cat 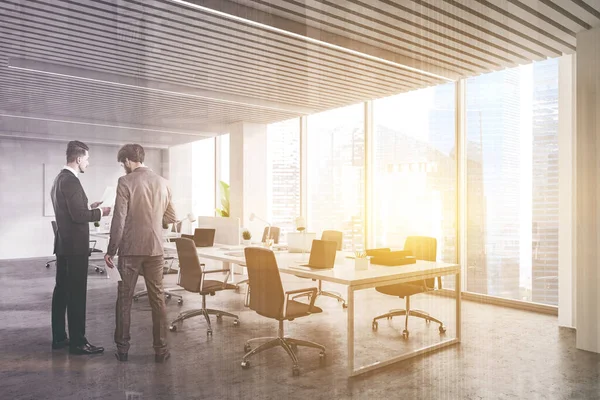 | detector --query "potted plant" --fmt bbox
[215,180,230,217]
[242,229,252,245]
[93,221,101,232]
